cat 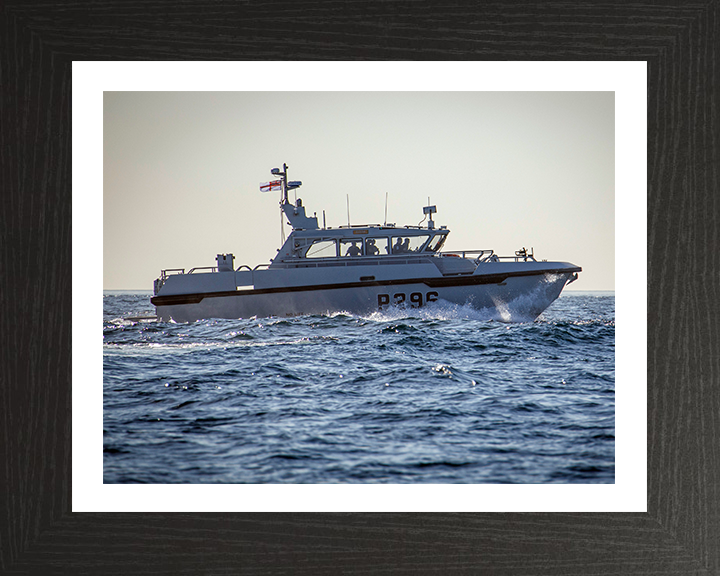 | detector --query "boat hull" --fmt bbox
[154,270,576,323]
